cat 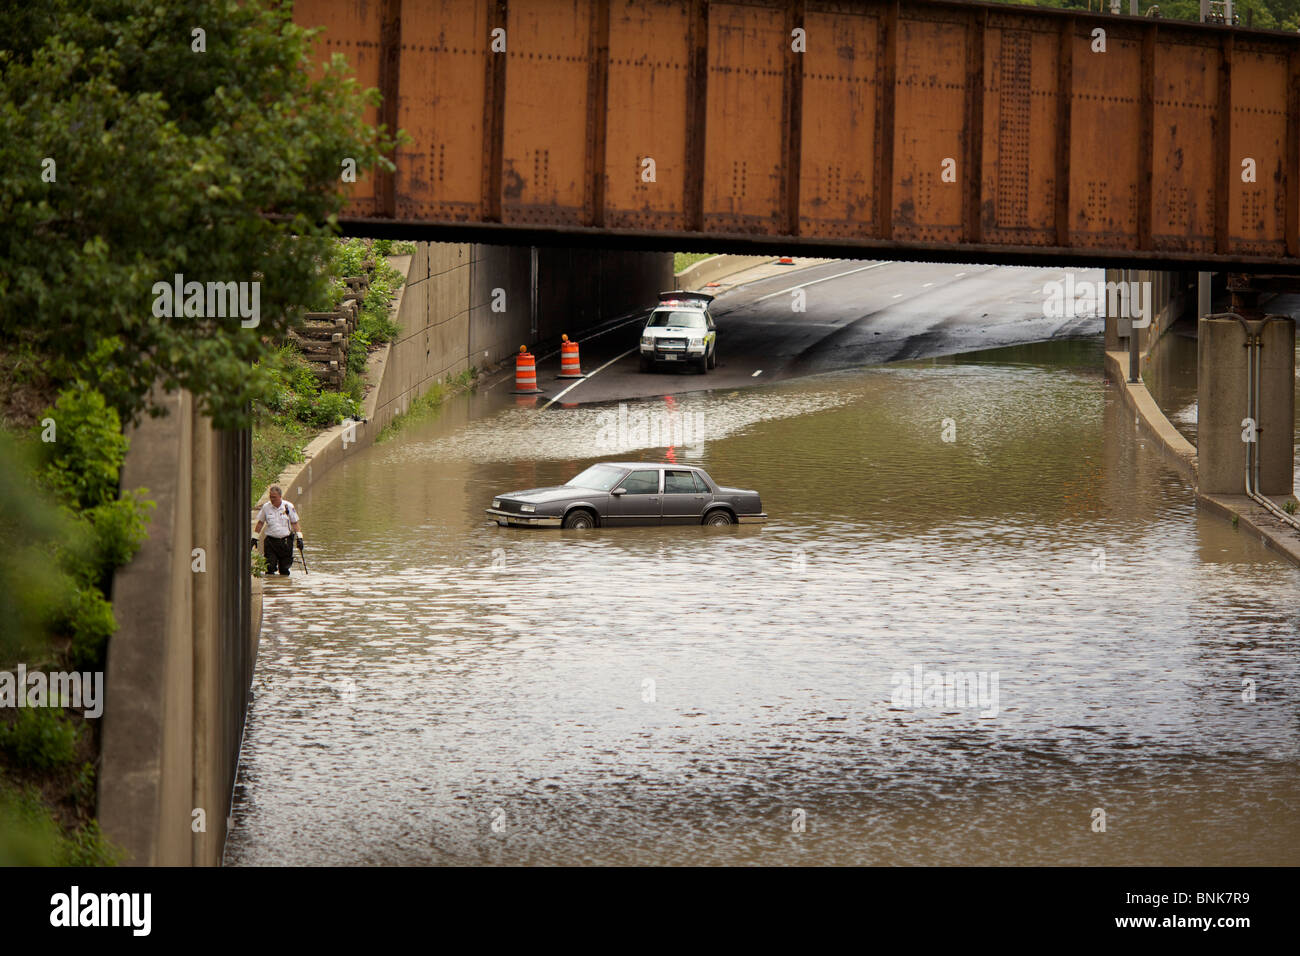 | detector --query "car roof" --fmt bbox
[599,462,703,471]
